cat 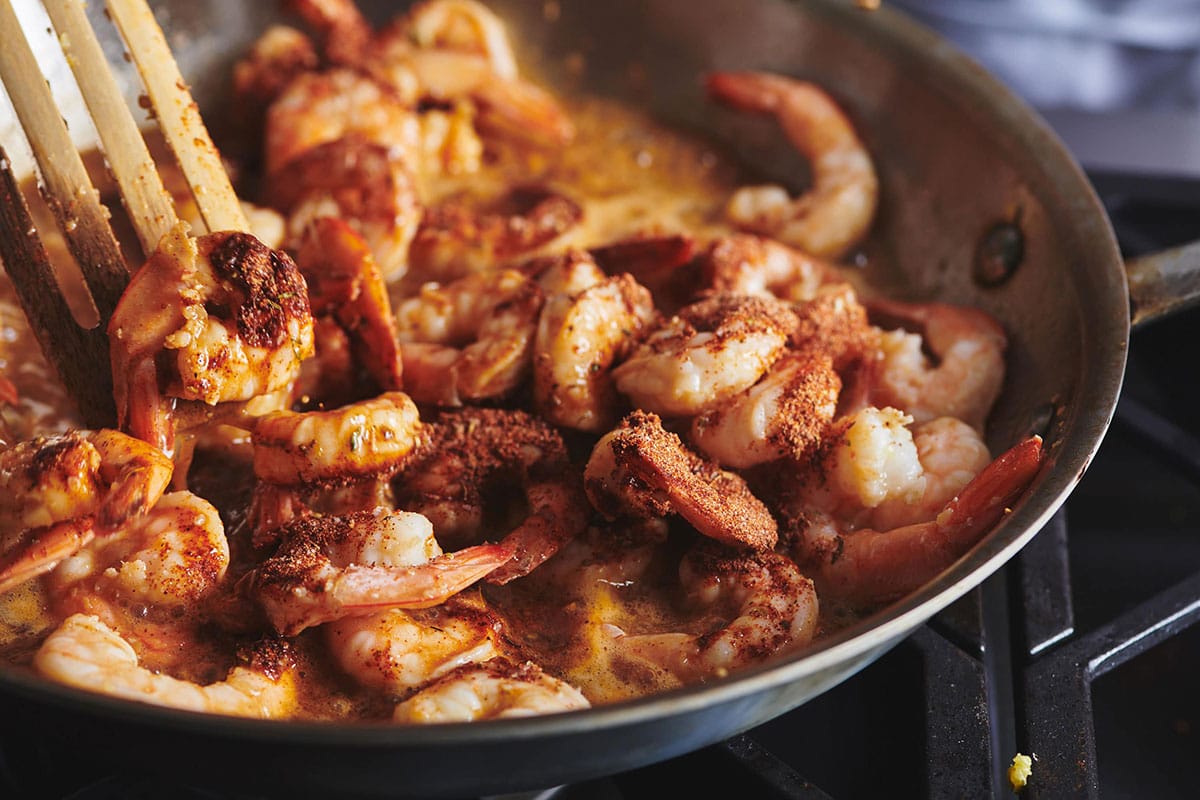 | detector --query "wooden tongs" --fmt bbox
[0,0,247,427]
